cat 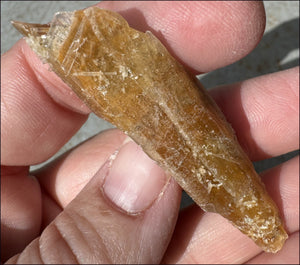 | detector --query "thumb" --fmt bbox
[7,140,181,264]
